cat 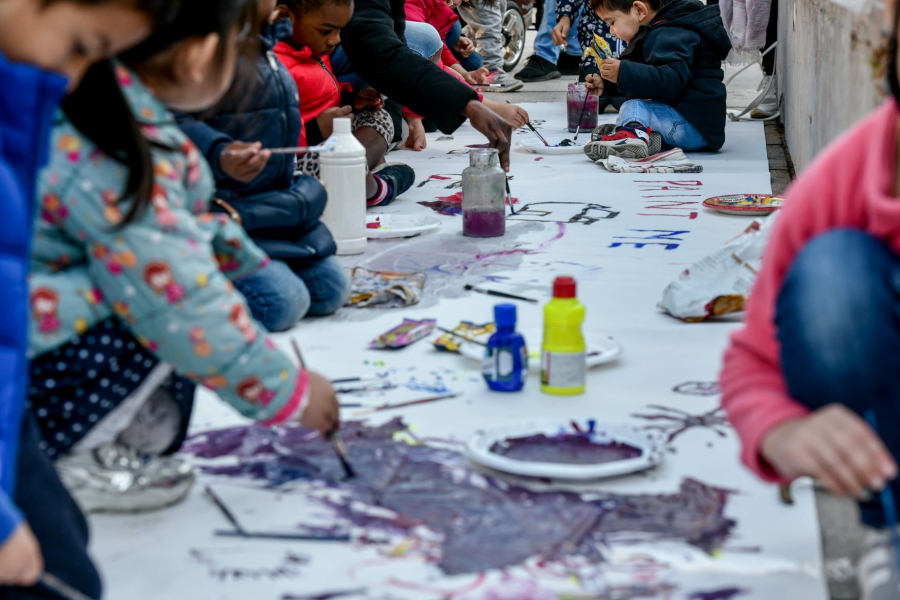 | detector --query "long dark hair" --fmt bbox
[62,0,258,227]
